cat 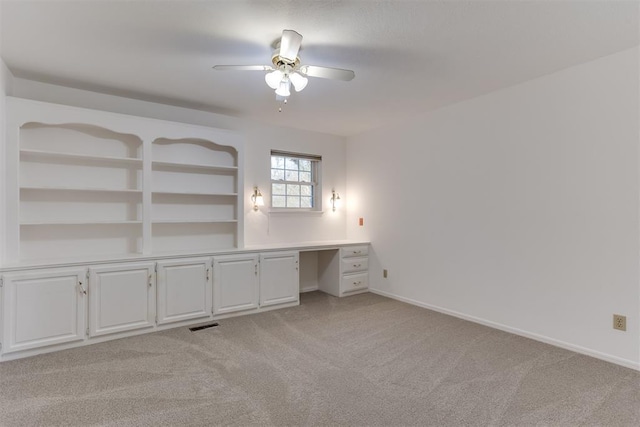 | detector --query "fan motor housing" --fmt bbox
[271,49,300,69]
